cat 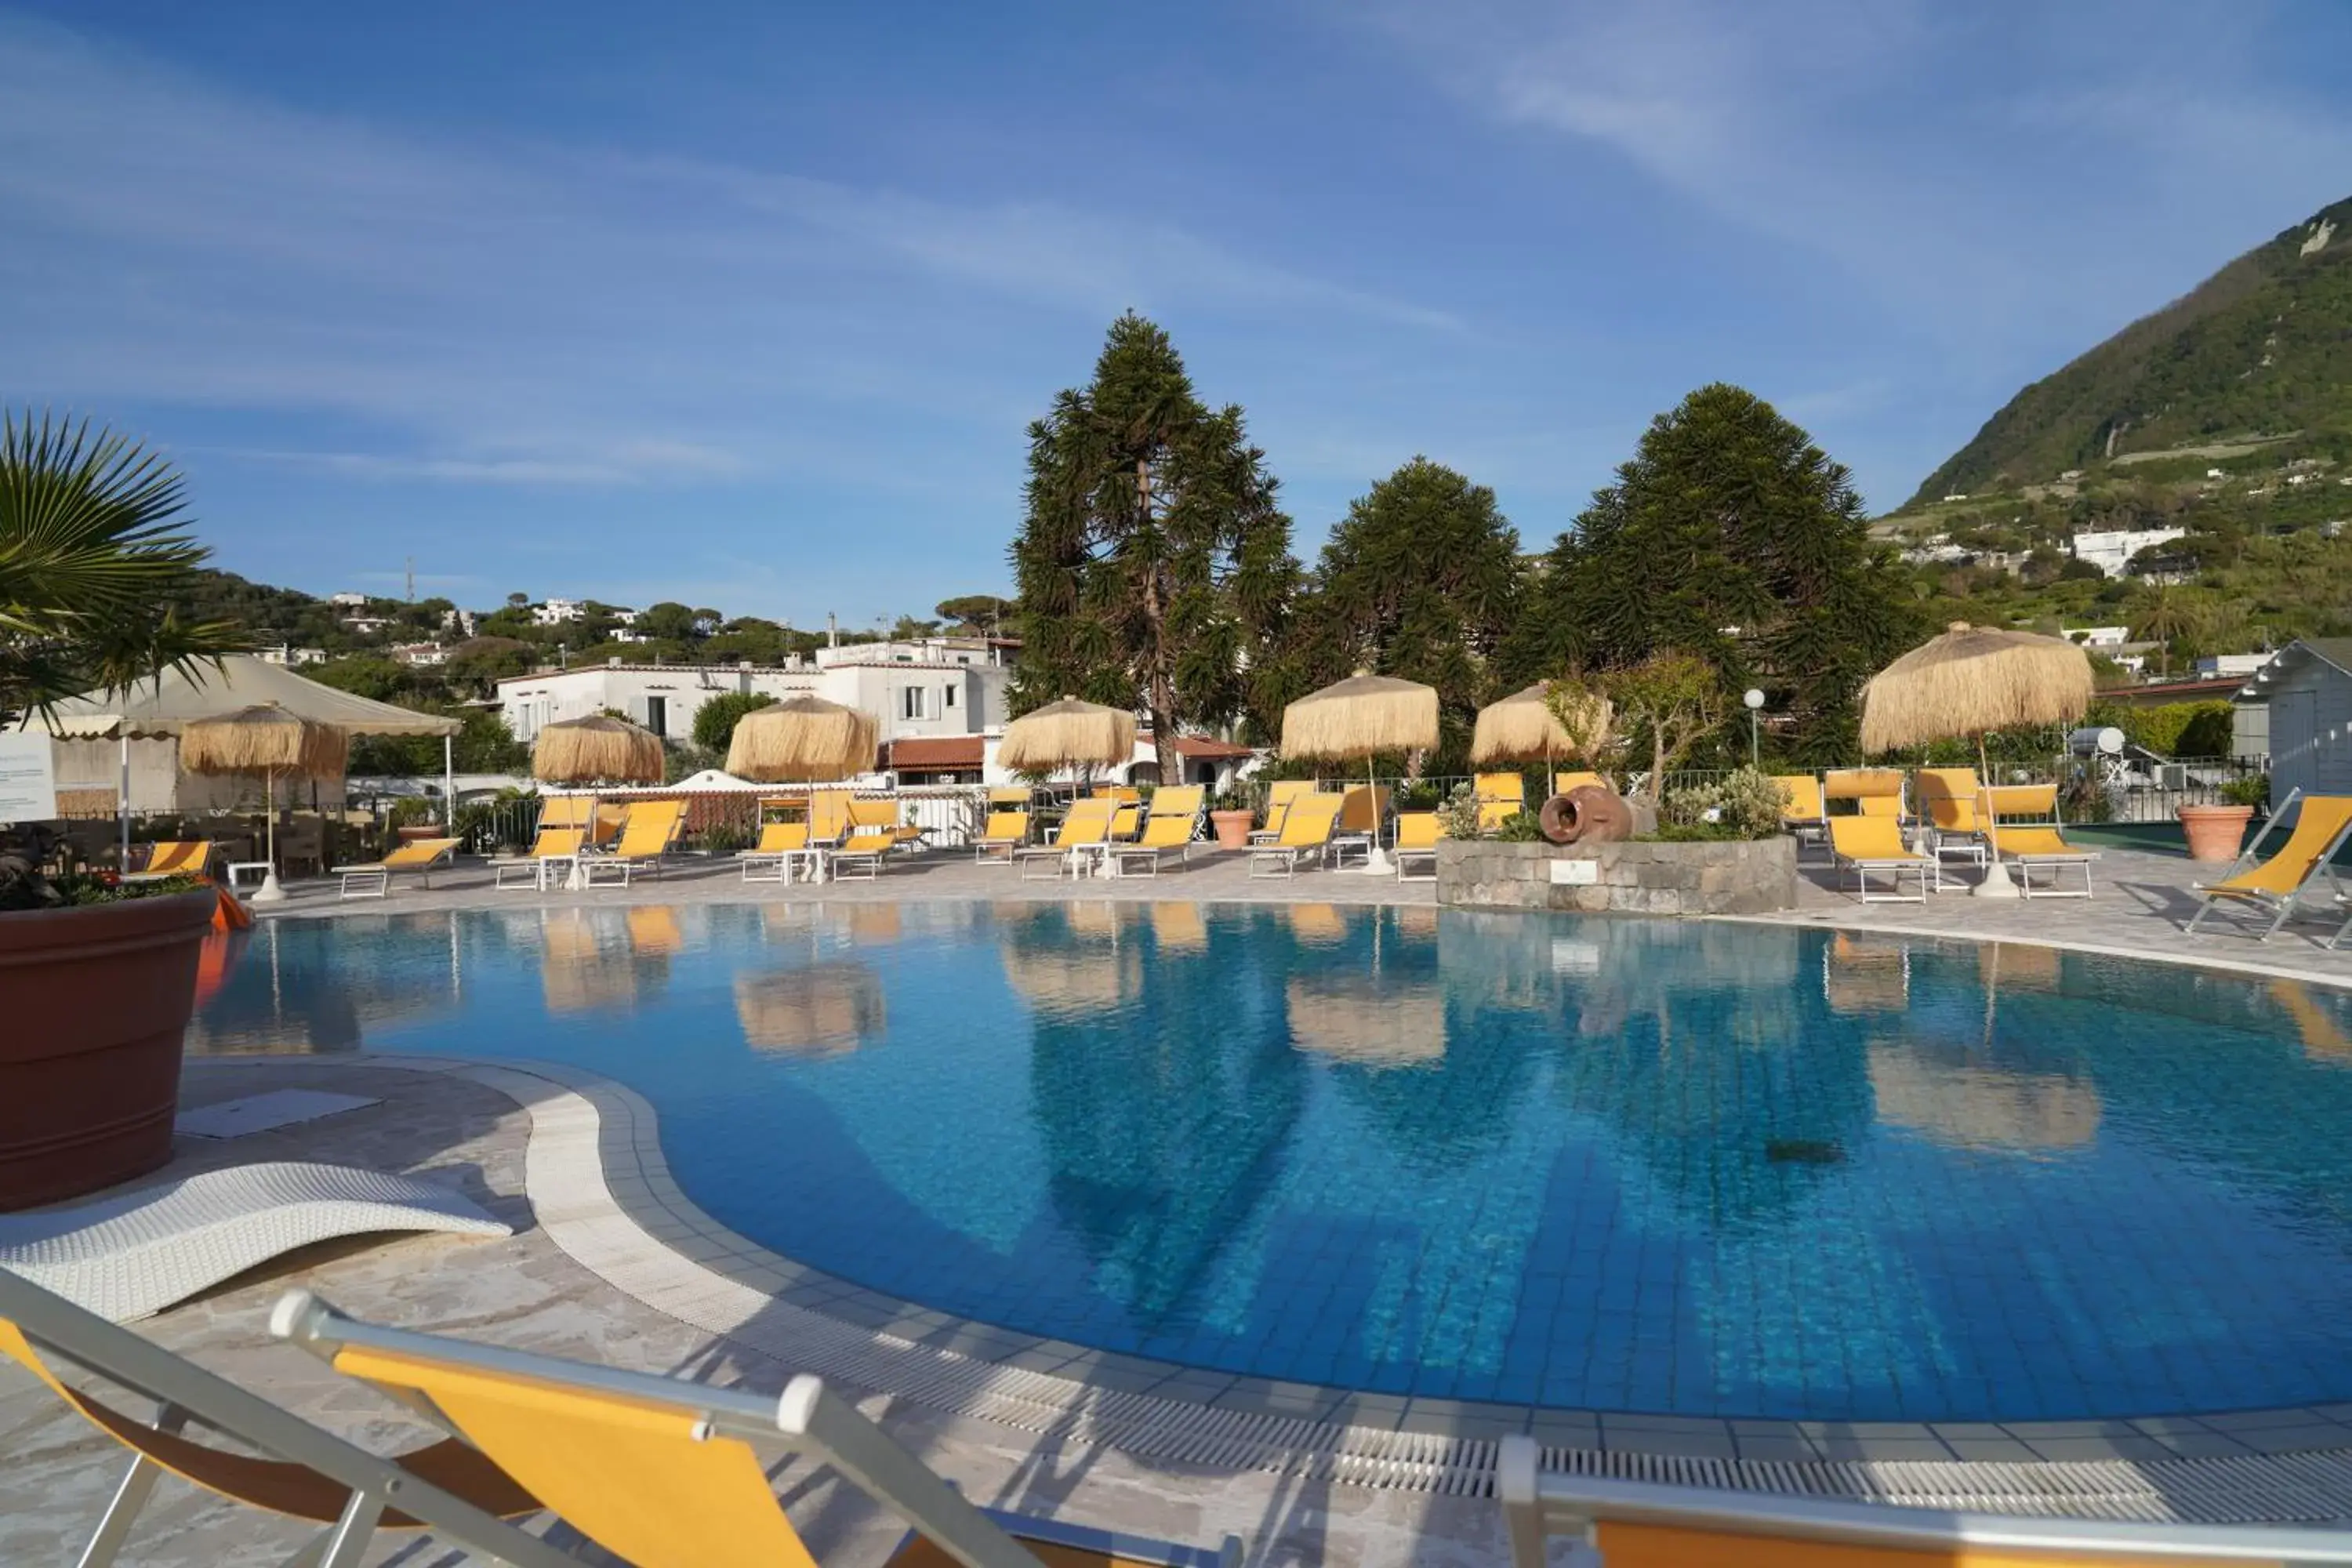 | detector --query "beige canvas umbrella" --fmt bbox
[180,705,349,905]
[1469,682,1573,766]
[1860,621,2092,898]
[997,696,1137,776]
[532,714,664,786]
[724,695,878,782]
[1279,671,1439,873]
